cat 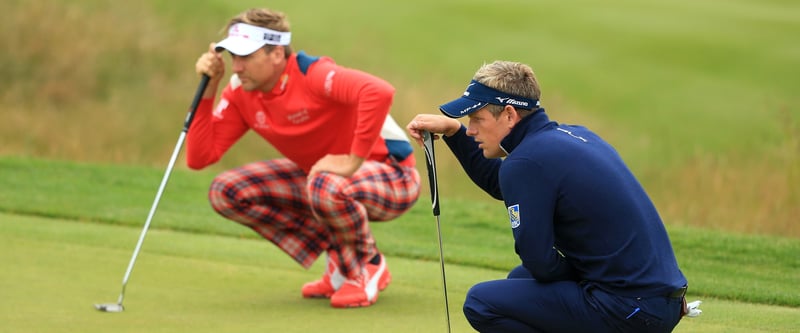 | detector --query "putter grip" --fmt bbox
[422,131,440,216]
[182,74,211,132]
